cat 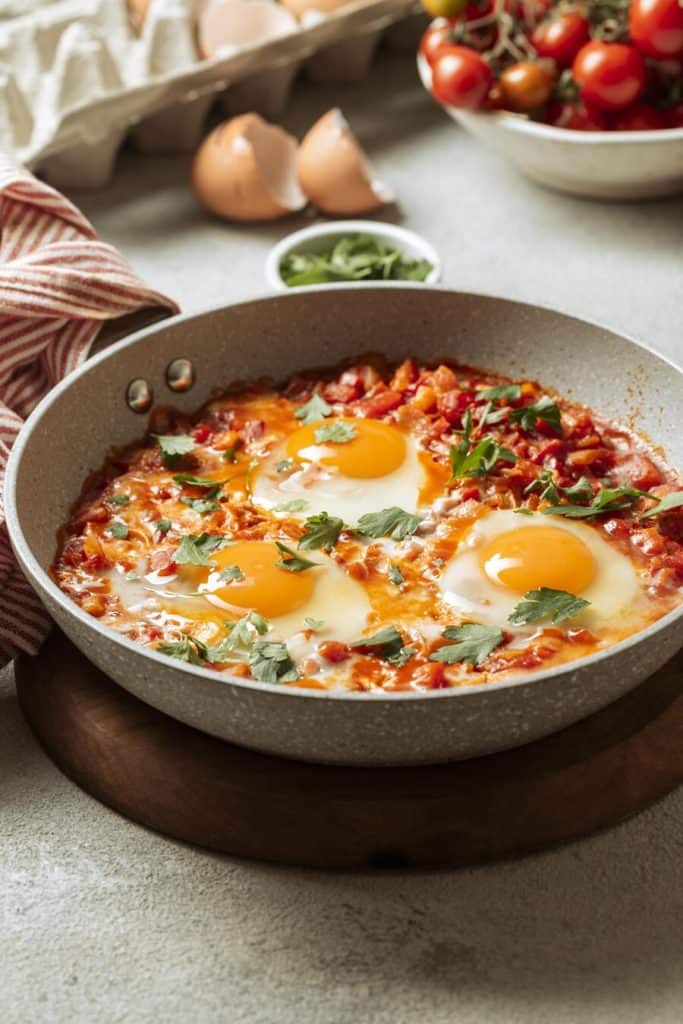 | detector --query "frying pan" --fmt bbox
[5,287,683,765]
